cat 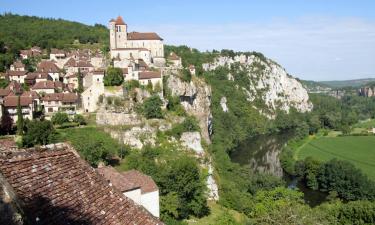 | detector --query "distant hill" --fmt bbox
[300,80,331,93]
[319,78,375,88]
